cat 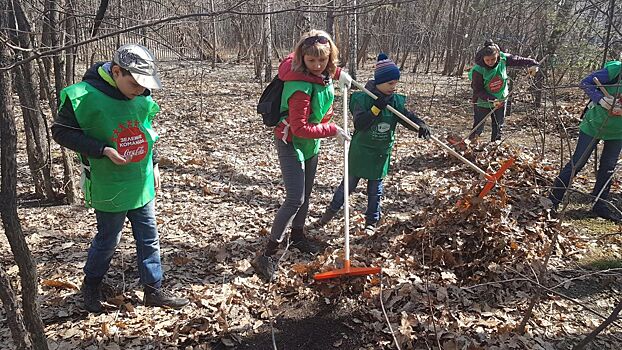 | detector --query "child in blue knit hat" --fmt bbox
[319,53,431,234]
